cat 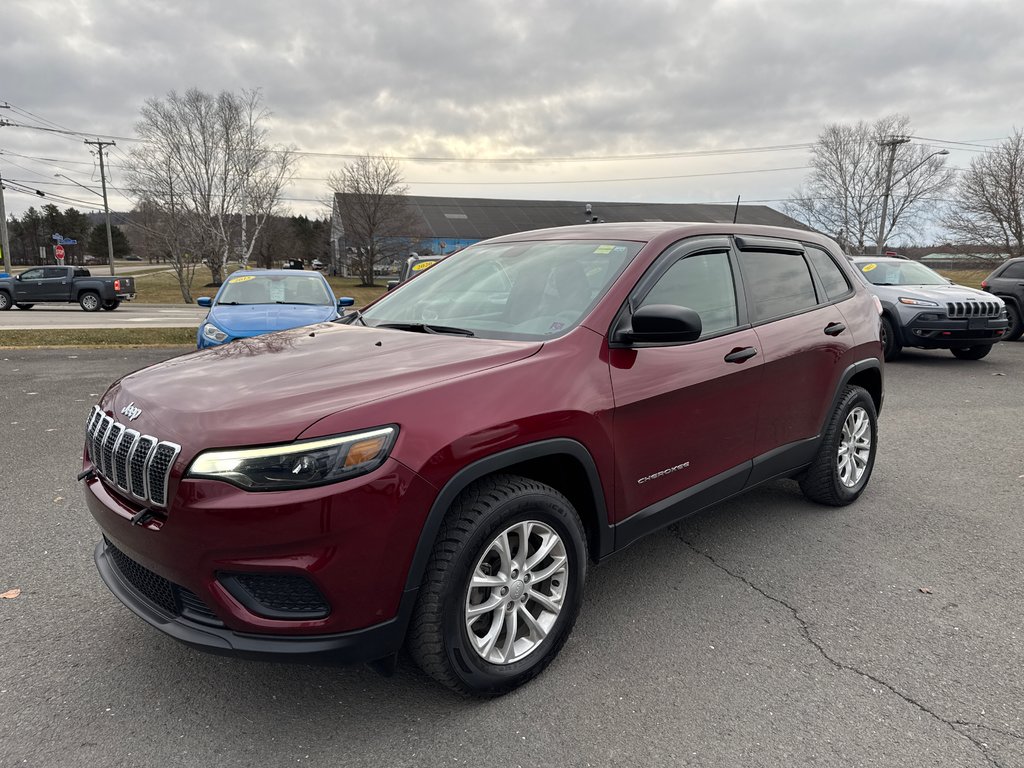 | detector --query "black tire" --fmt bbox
[0,291,11,311]
[1004,302,1023,342]
[799,385,878,507]
[951,345,992,360]
[880,315,902,361]
[78,291,101,312]
[101,299,121,311]
[408,474,587,696]
[14,303,34,310]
